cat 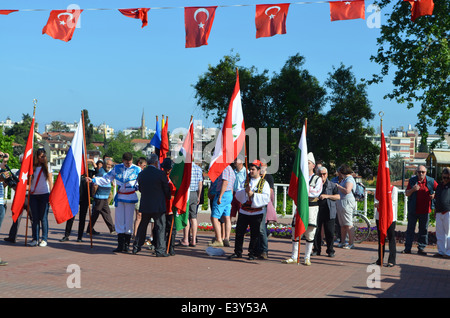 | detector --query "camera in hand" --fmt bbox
[0,164,19,189]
